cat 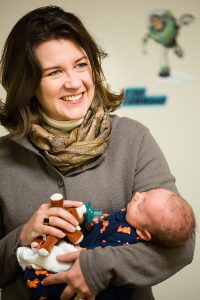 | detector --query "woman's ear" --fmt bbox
[136,228,152,241]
